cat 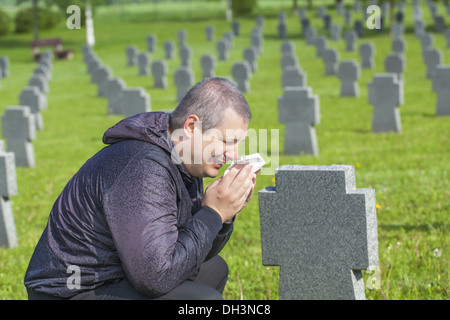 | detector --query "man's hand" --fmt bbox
[202,163,256,223]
